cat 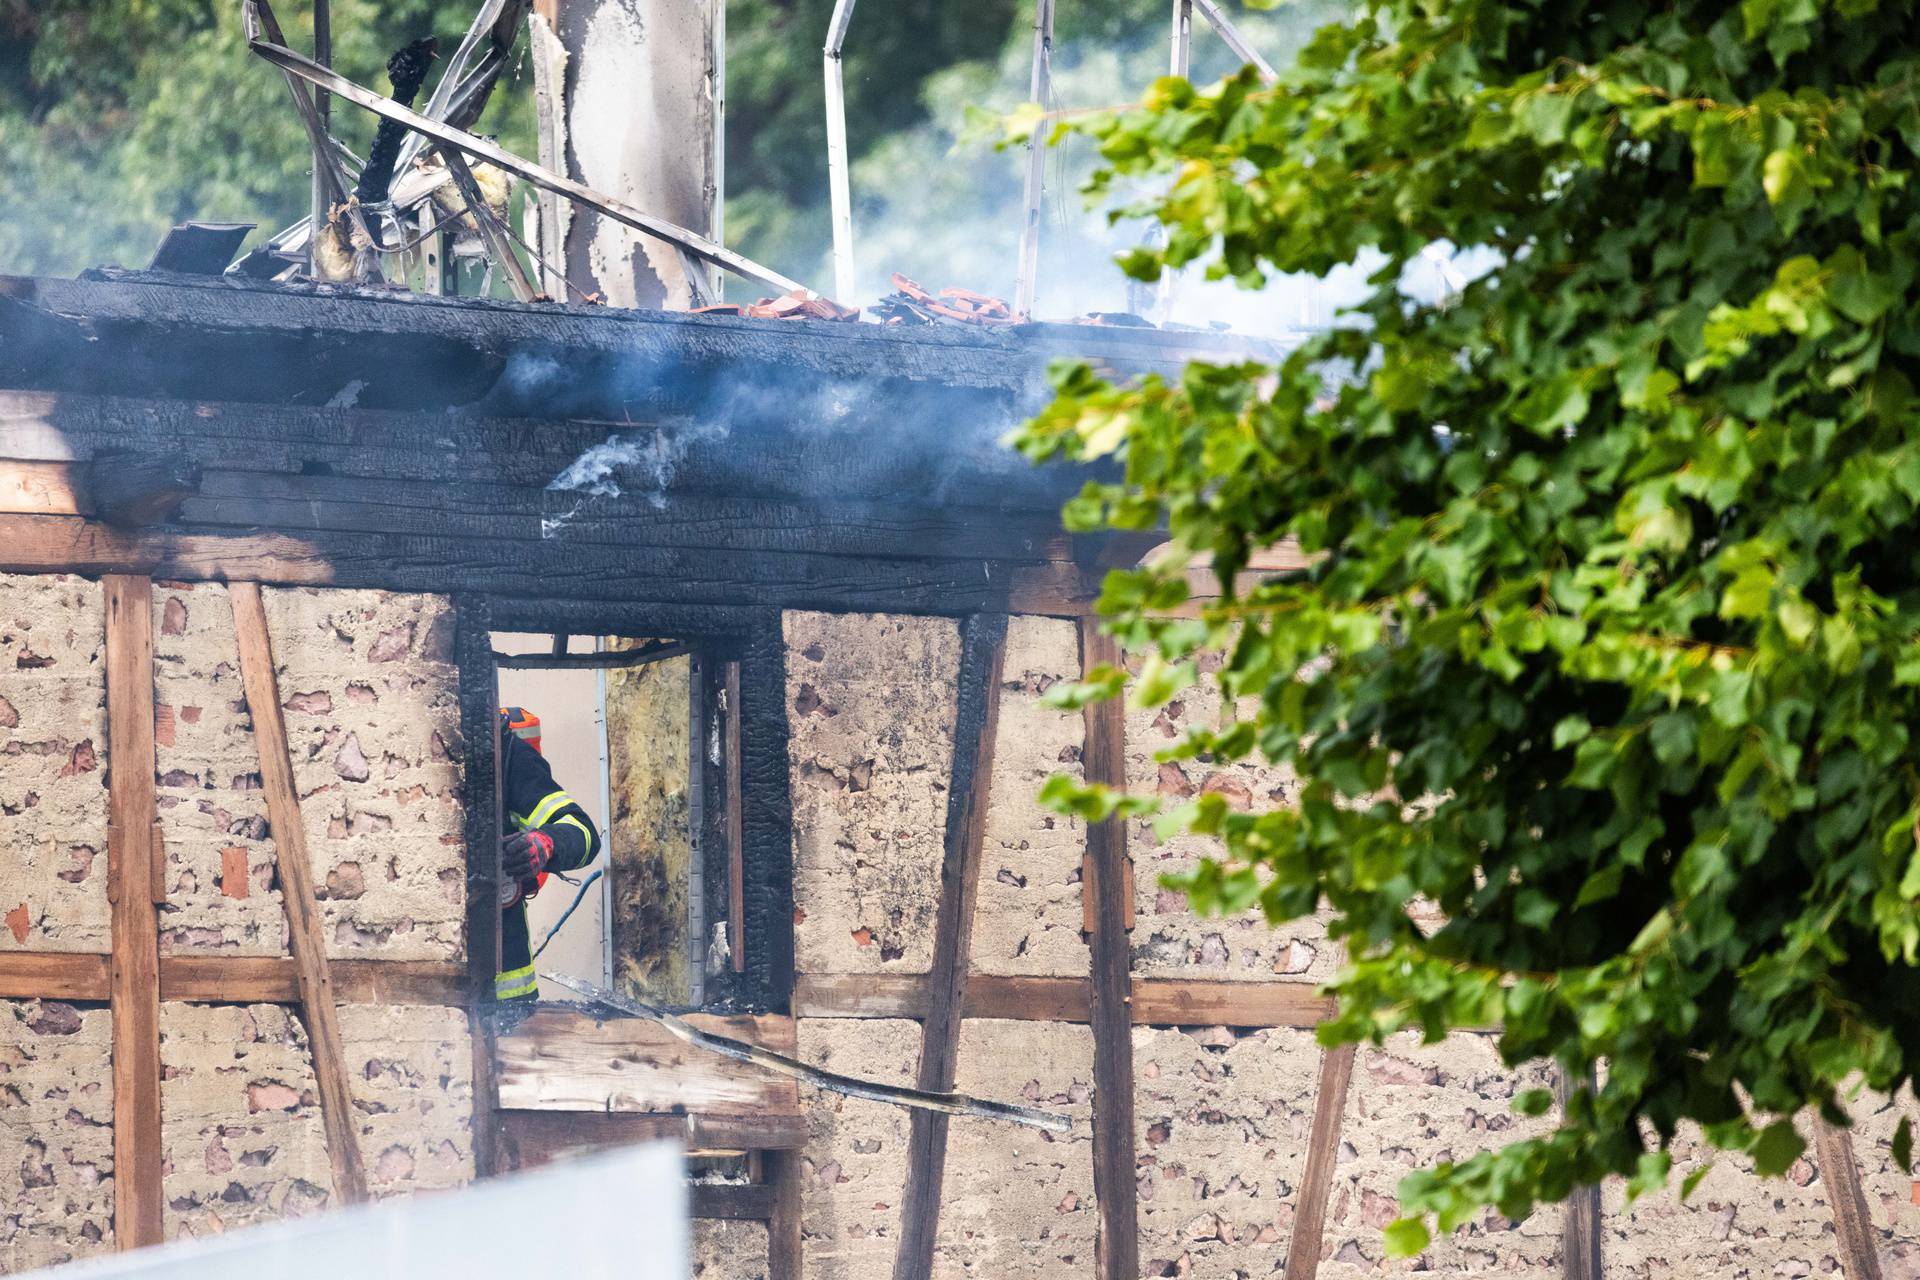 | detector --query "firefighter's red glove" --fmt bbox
[500,829,555,885]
